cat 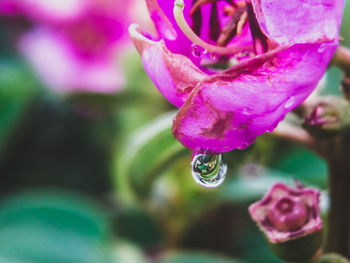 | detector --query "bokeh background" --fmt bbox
[0,1,349,262]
